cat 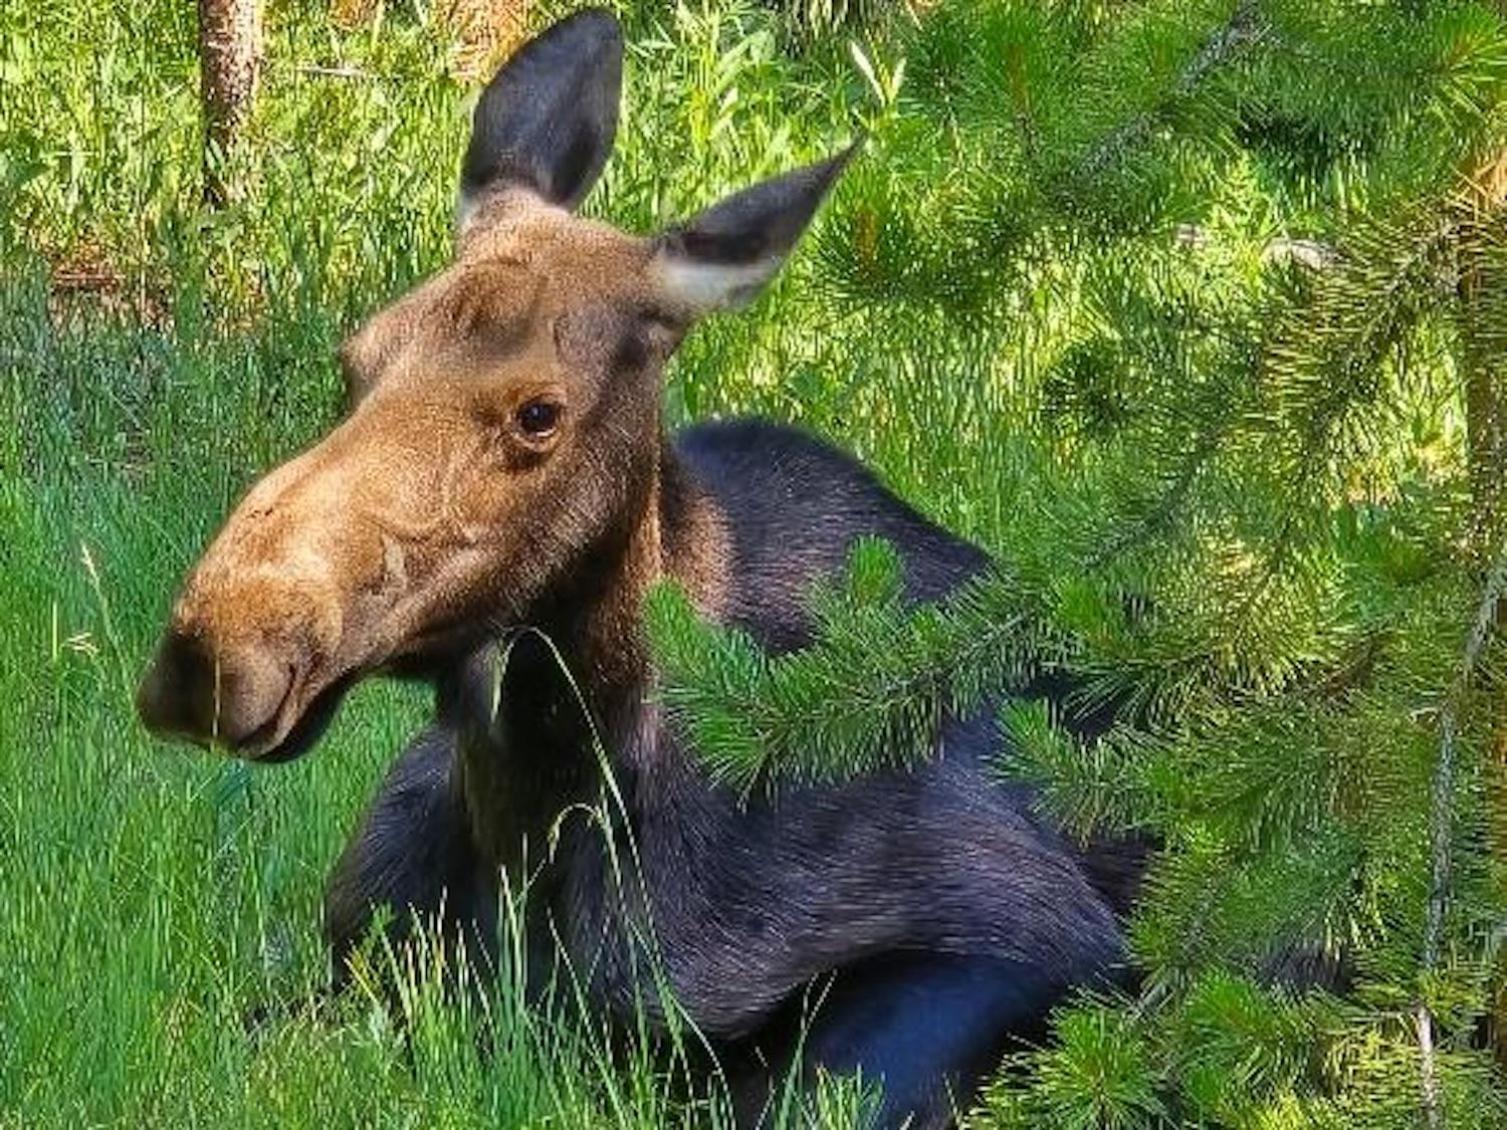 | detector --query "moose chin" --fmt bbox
[136,9,1145,1127]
